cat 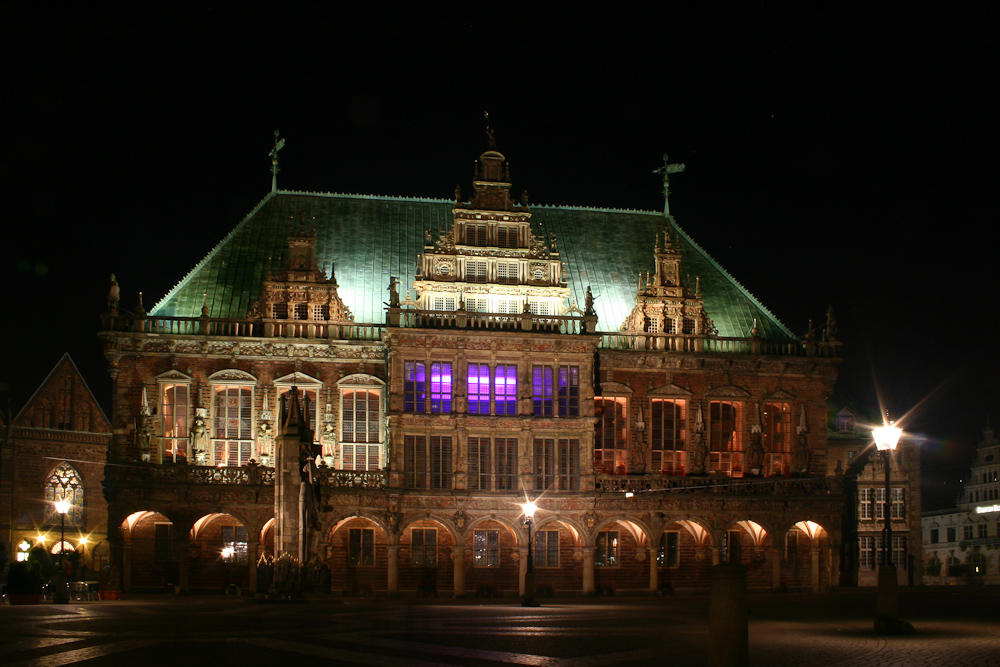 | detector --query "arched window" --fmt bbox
[44,462,84,526]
